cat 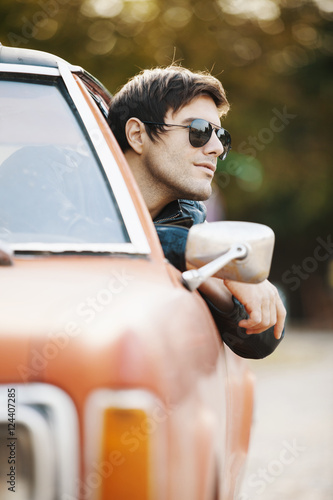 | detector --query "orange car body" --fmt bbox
[0,45,254,500]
